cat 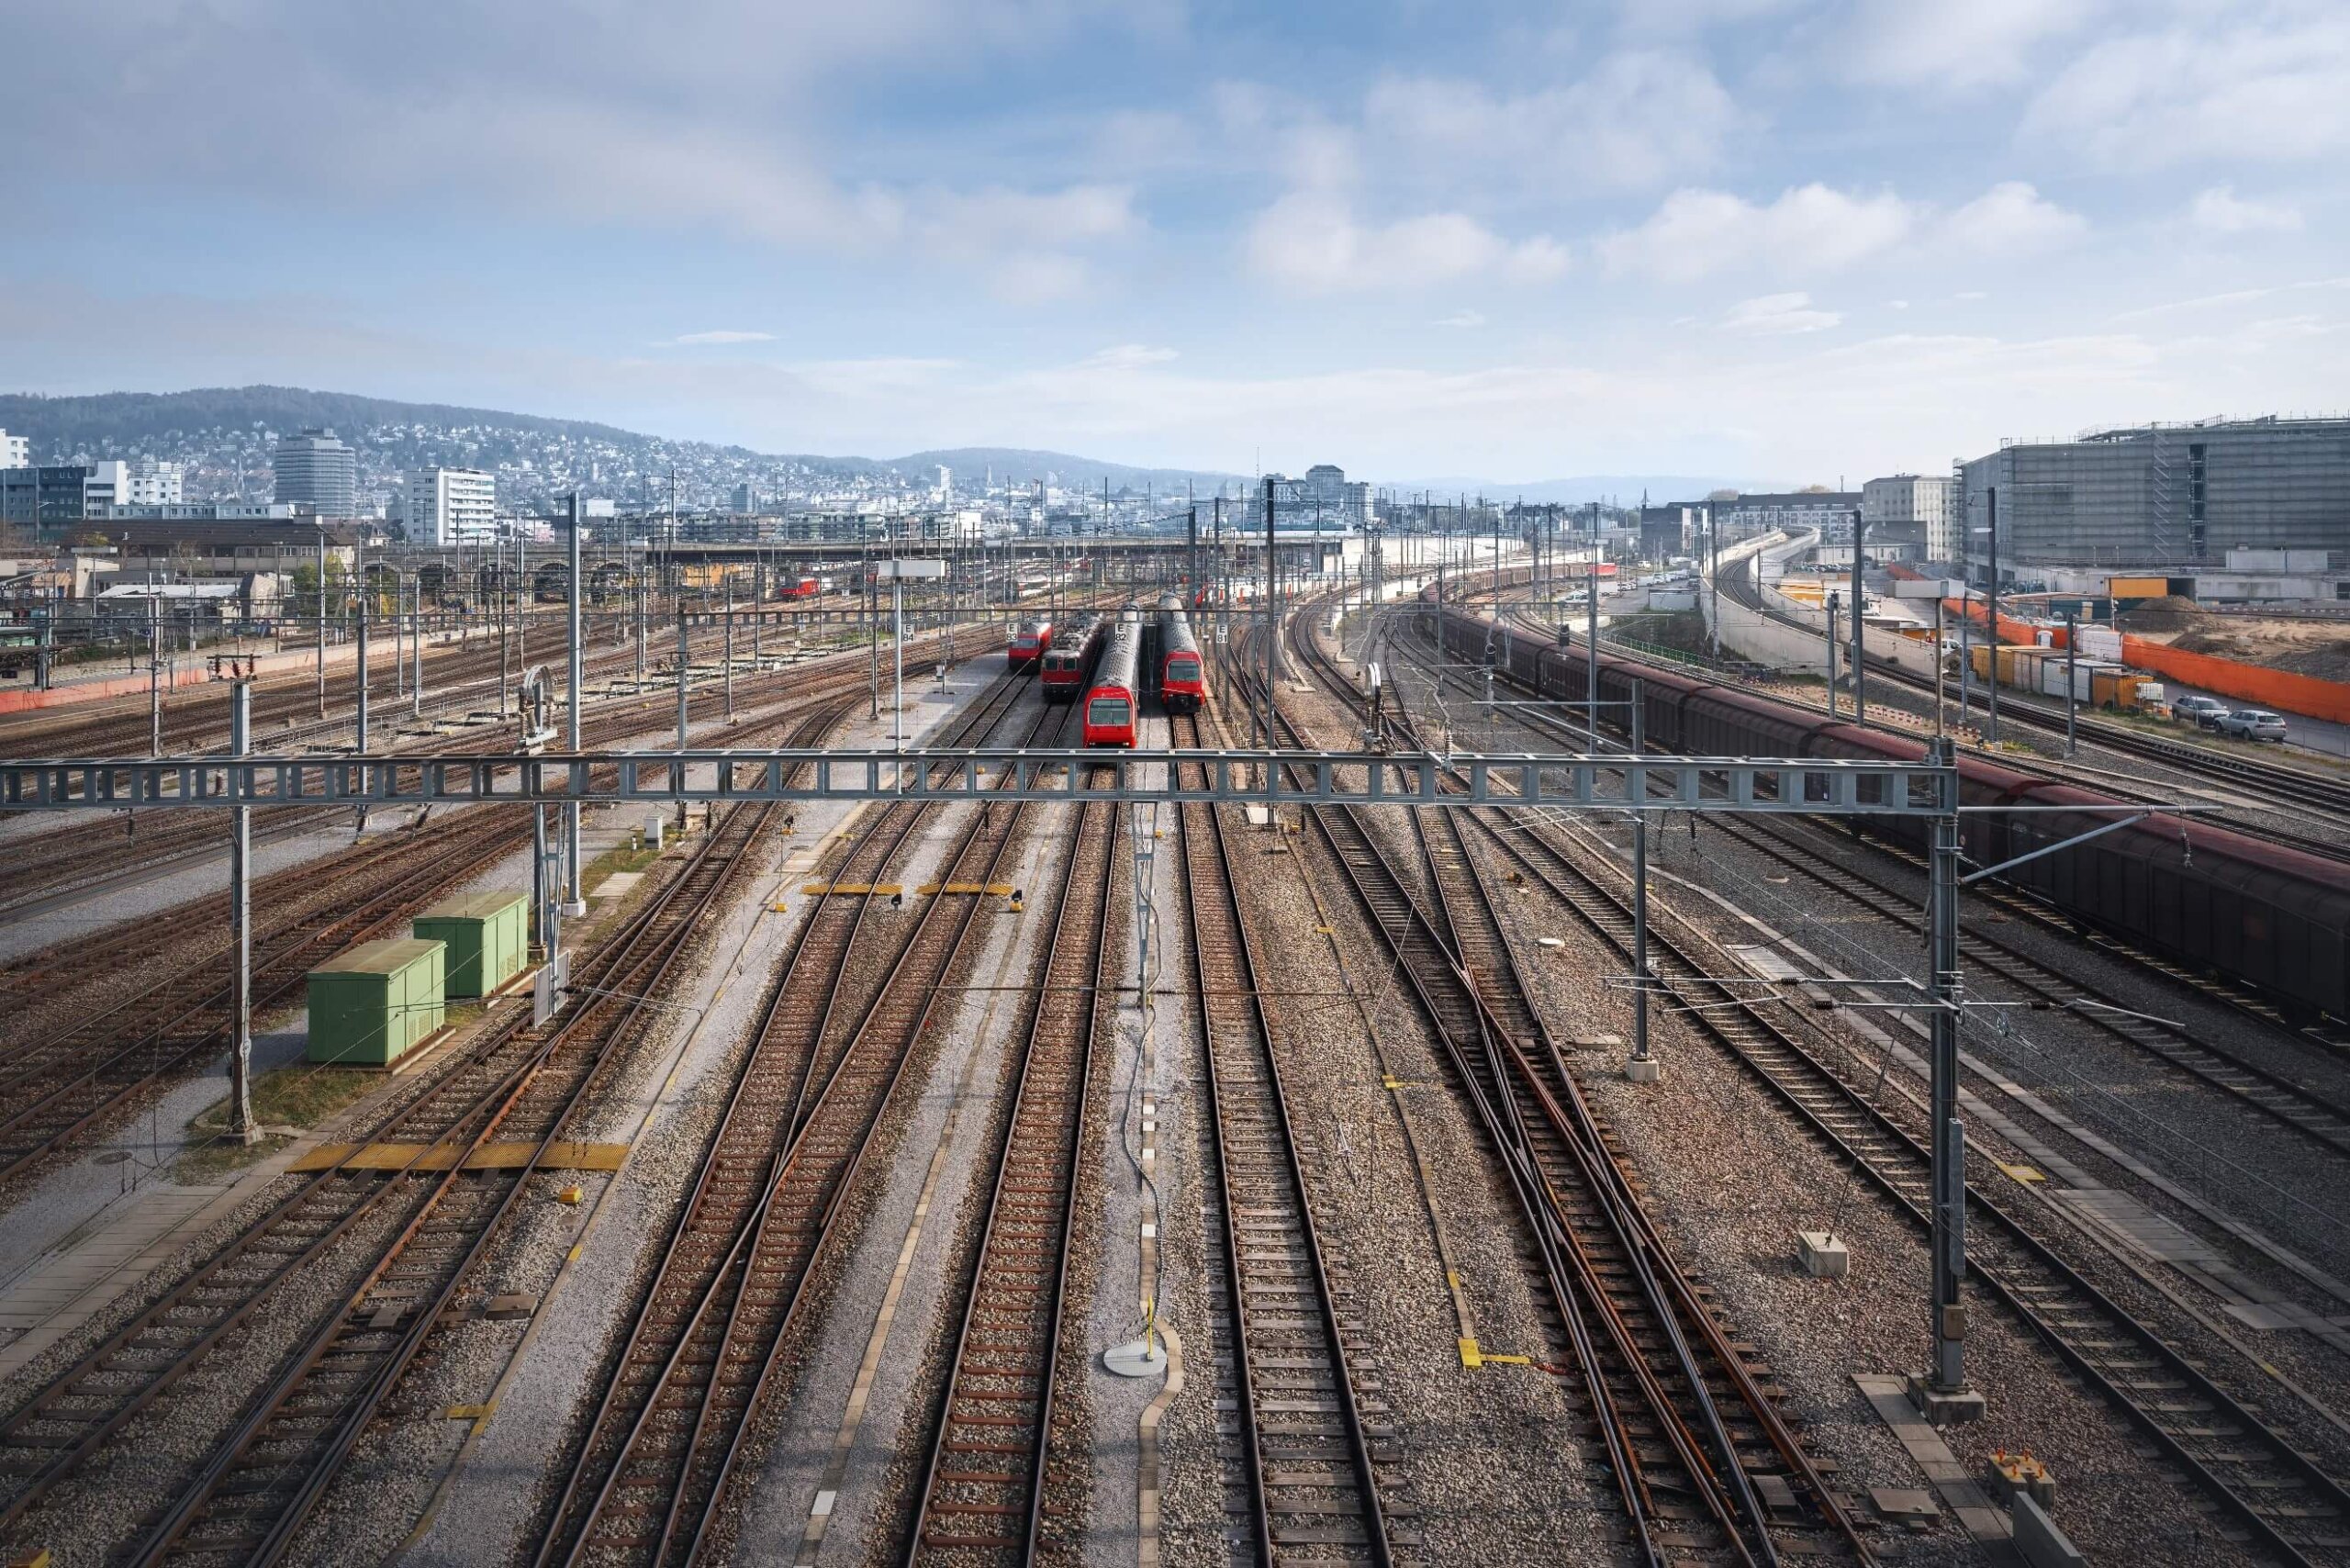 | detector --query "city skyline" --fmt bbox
[3,0,2343,478]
